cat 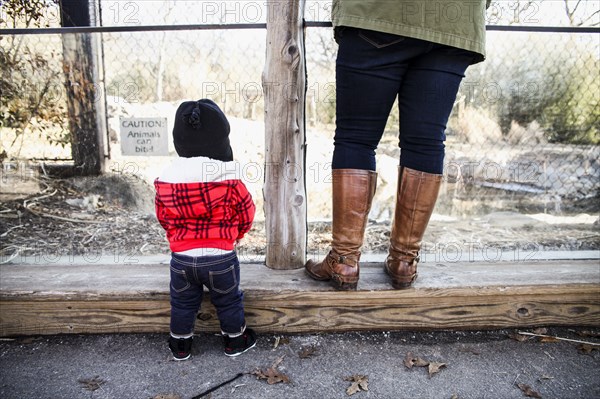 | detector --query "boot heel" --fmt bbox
[331,274,358,290]
[385,263,417,289]
[390,278,415,290]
